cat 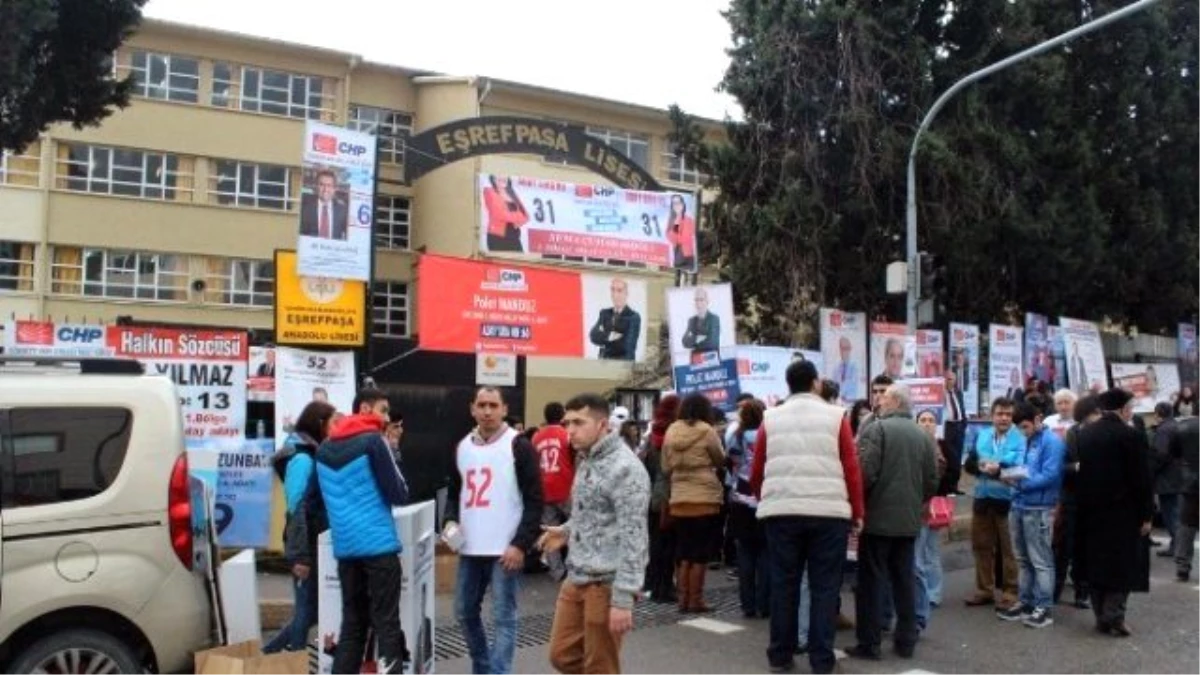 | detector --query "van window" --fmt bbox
[4,407,132,507]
